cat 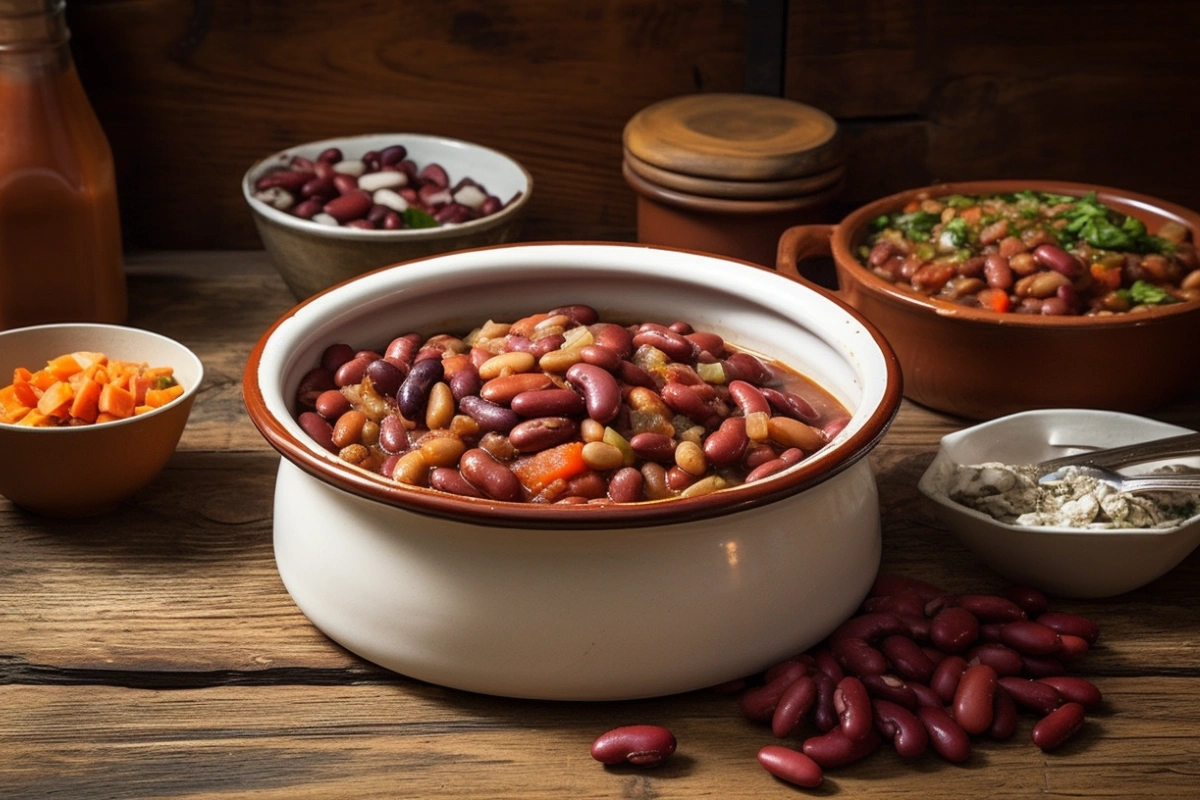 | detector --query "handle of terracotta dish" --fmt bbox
[775,224,838,291]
